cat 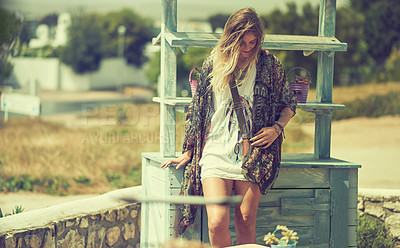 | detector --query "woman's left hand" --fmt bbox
[249,126,279,149]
